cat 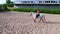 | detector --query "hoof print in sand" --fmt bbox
[0,27,3,34]
[5,25,16,34]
